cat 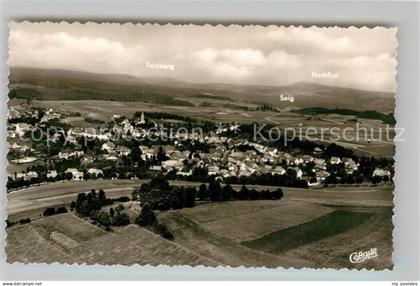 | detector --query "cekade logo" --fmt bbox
[349,248,379,264]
